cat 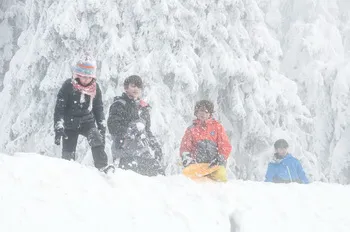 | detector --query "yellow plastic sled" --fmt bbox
[182,163,227,182]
